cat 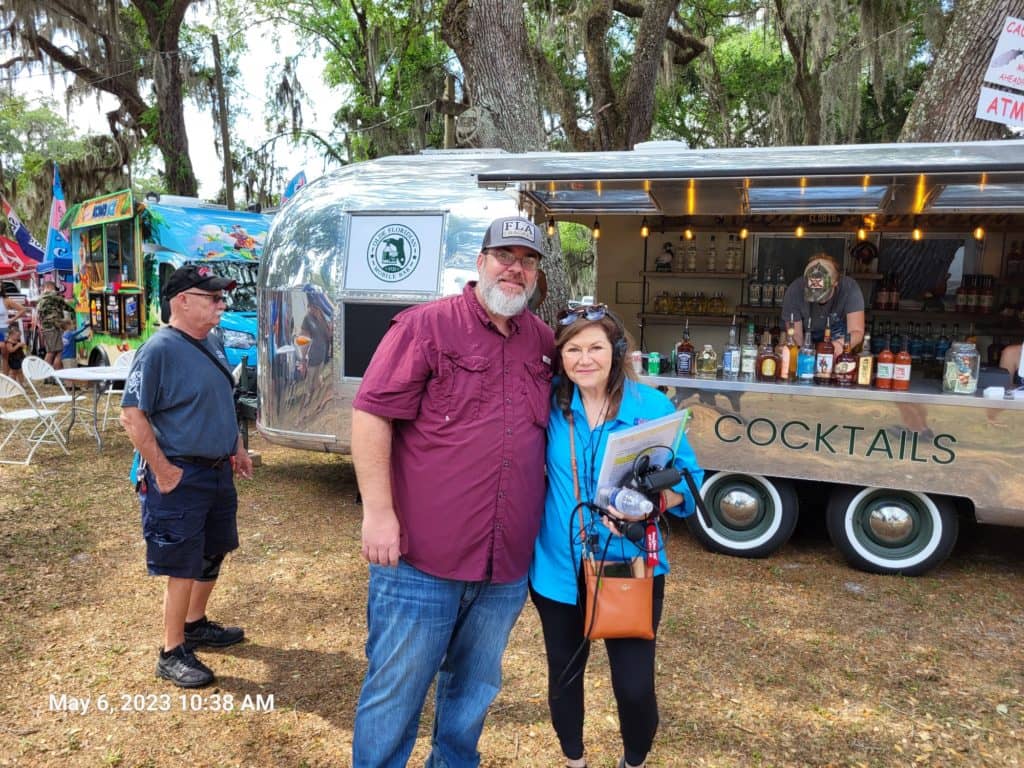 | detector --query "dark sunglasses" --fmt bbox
[557,303,608,326]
